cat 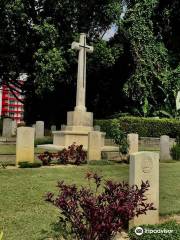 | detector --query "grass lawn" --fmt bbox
[0,162,180,239]
[0,144,45,155]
